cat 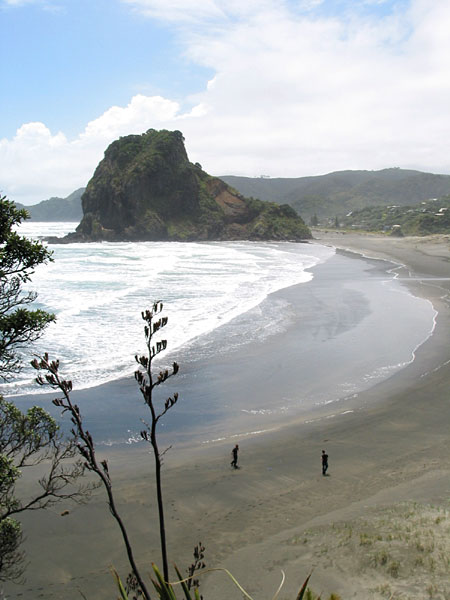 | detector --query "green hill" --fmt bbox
[341,196,450,235]
[15,188,84,221]
[220,169,450,221]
